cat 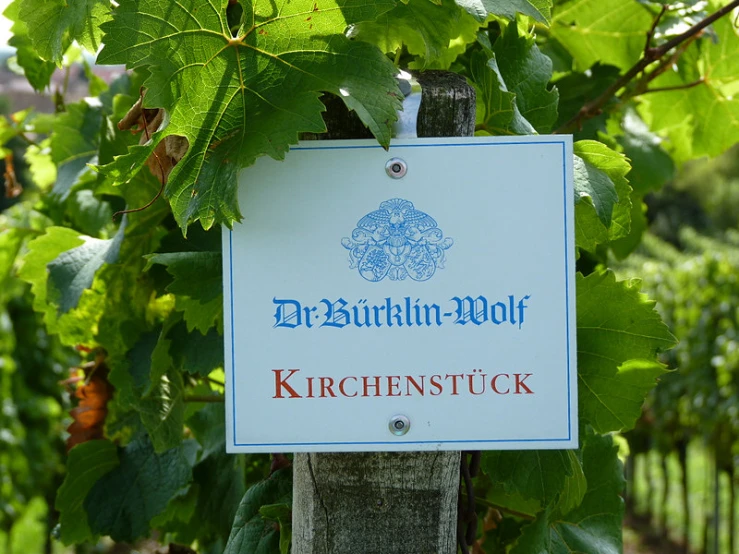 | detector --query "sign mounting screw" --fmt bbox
[389,415,410,436]
[385,158,407,179]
